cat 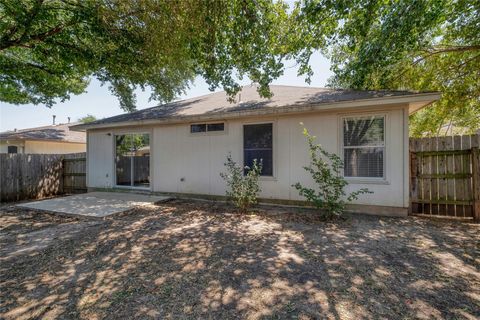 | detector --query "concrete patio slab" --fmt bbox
[17,192,171,218]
